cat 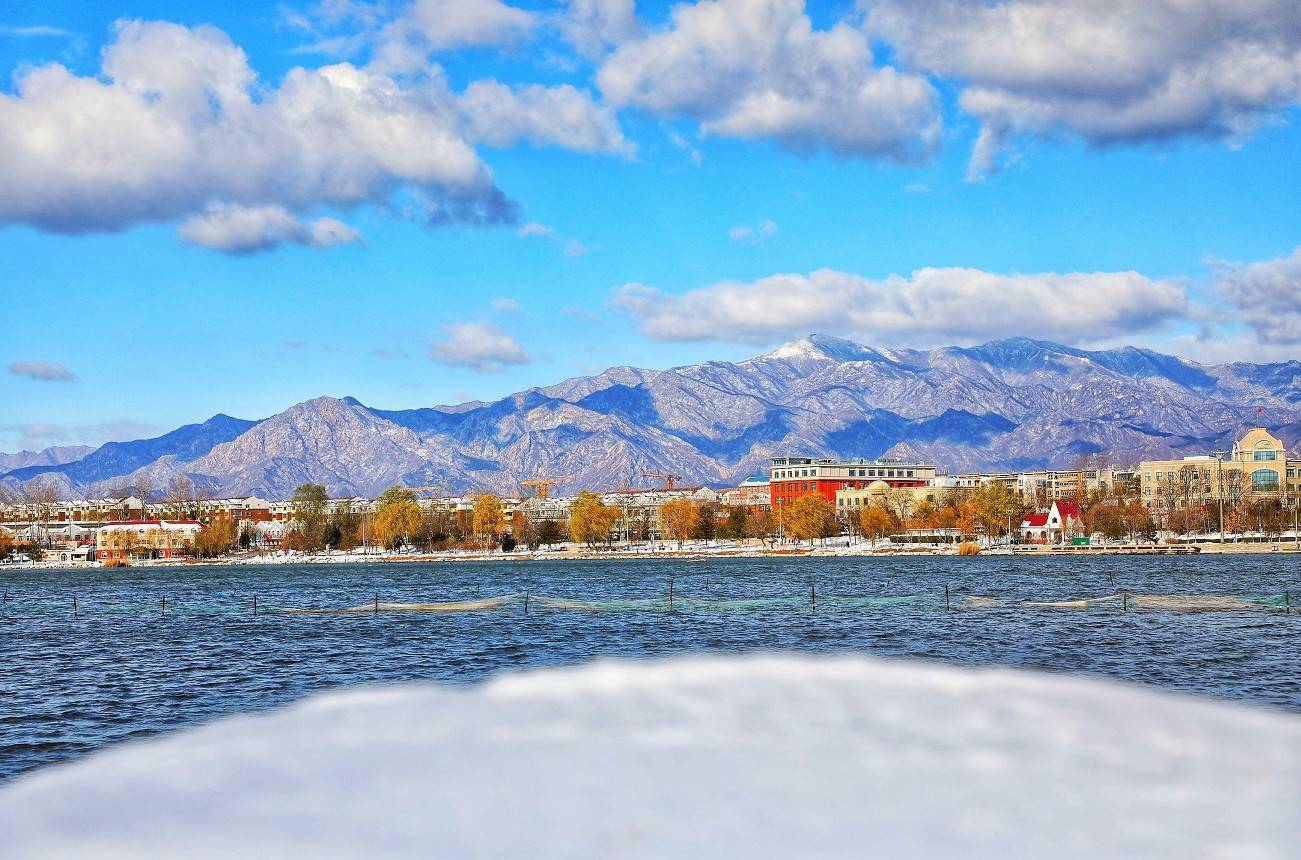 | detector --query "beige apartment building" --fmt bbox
[951,469,1125,503]
[1139,428,1301,514]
